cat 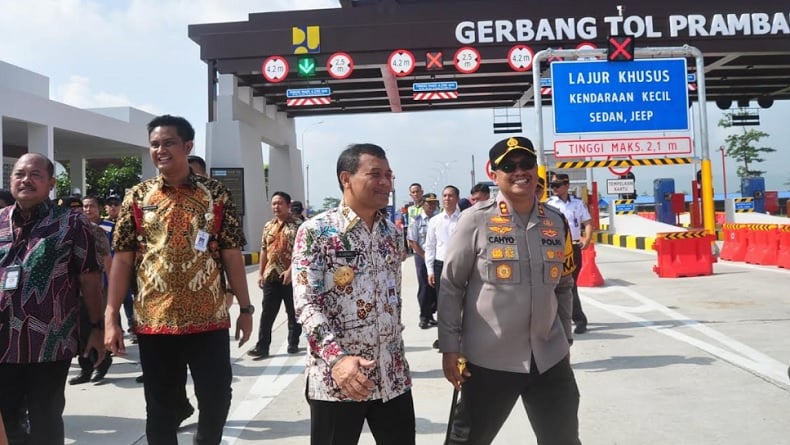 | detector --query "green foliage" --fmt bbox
[56,172,72,197]
[85,157,142,197]
[718,114,775,178]
[321,197,340,210]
